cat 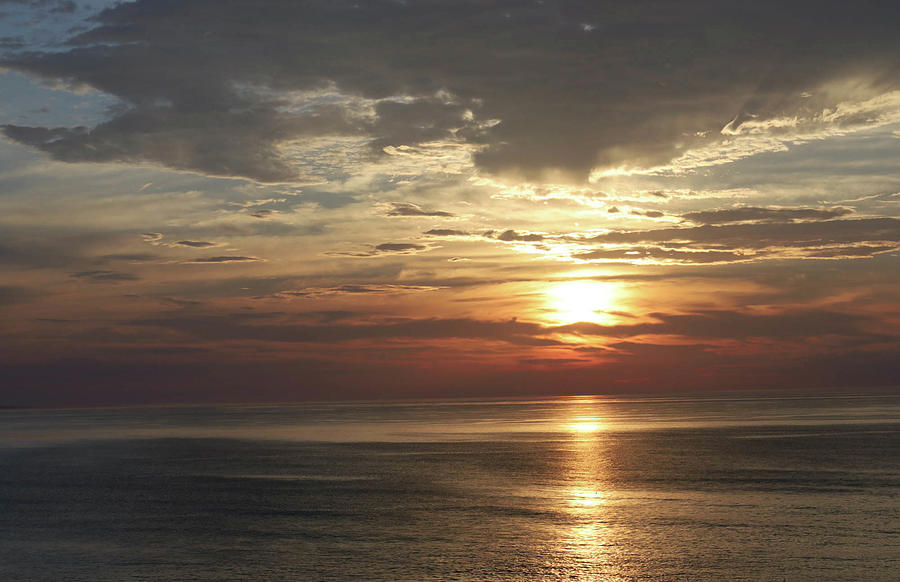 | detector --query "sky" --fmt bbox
[0,0,898,406]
